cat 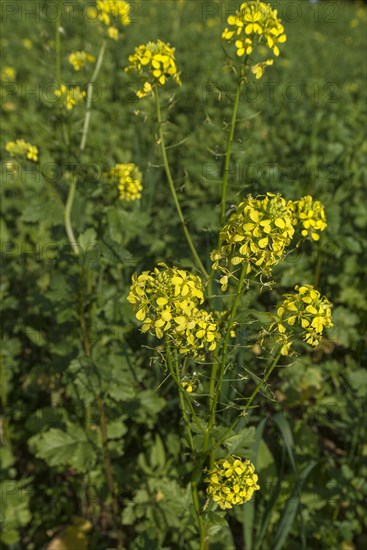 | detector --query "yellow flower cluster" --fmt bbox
[292,195,327,241]
[54,84,86,110]
[211,193,295,288]
[125,40,181,98]
[0,66,16,82]
[127,264,219,356]
[222,1,286,58]
[271,284,333,355]
[205,456,260,510]
[5,139,38,162]
[104,163,143,201]
[68,51,96,71]
[96,0,130,40]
